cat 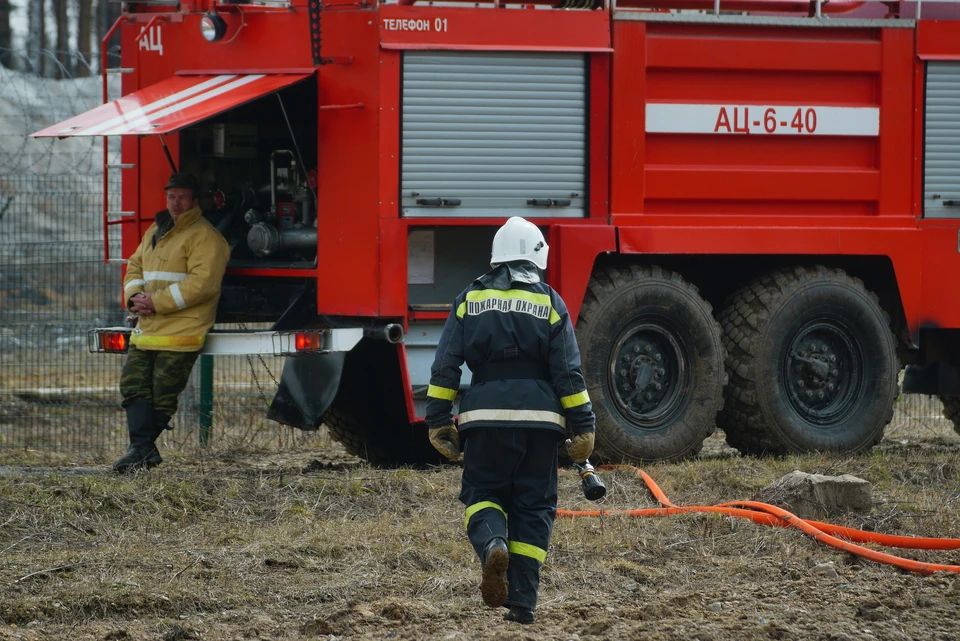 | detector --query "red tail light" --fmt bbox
[88,329,131,353]
[96,331,129,353]
[295,332,321,352]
